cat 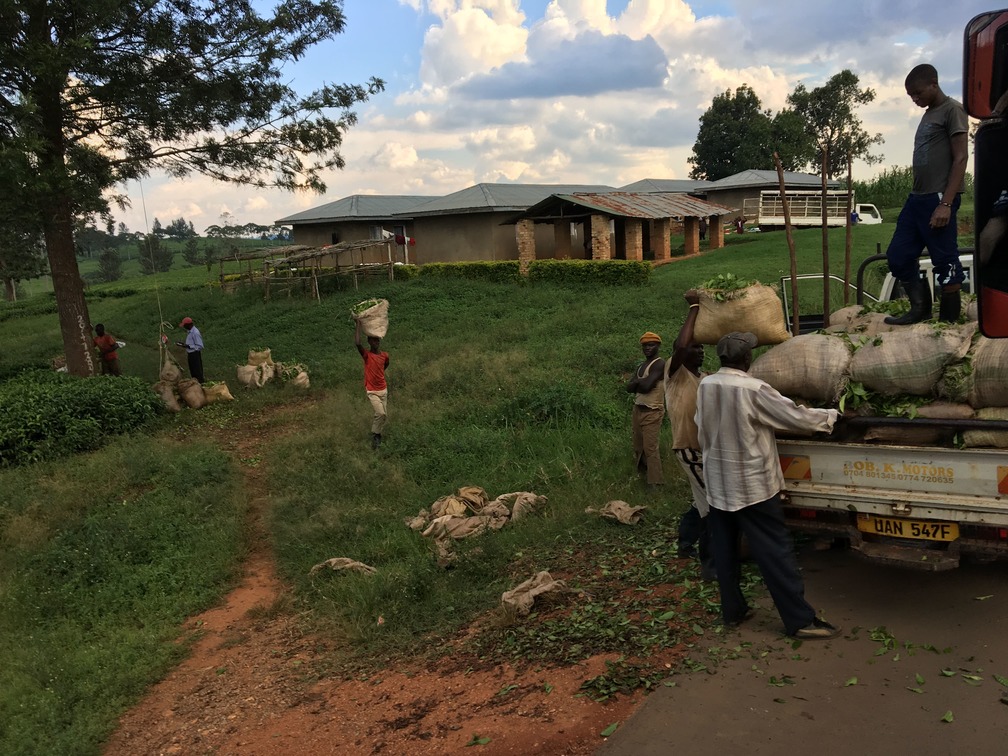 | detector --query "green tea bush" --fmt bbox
[527,258,651,285]
[0,371,163,467]
[418,261,522,283]
[0,296,58,323]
